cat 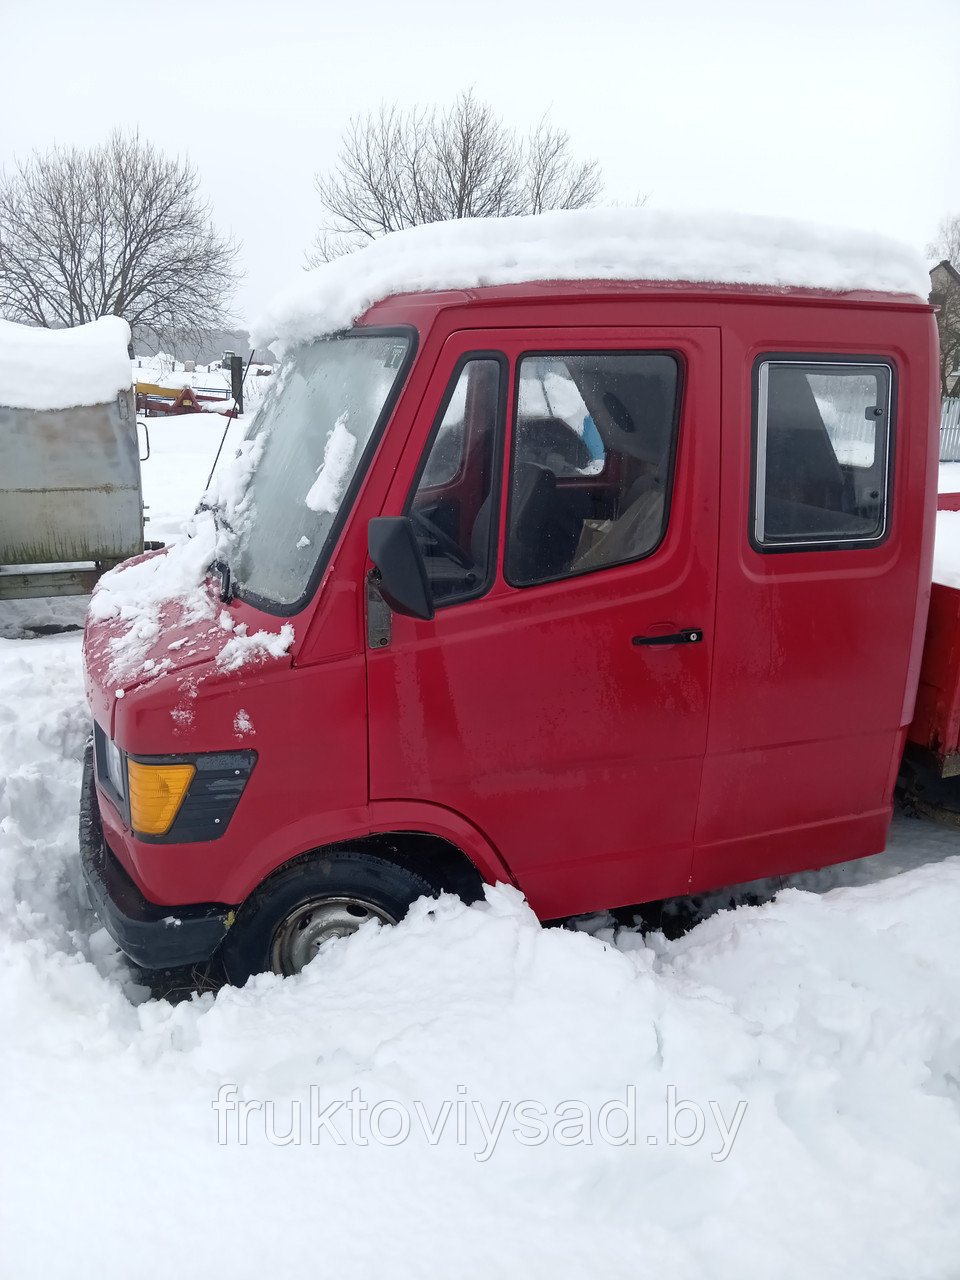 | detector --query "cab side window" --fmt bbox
[505,352,681,587]
[407,357,502,605]
[753,358,893,549]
